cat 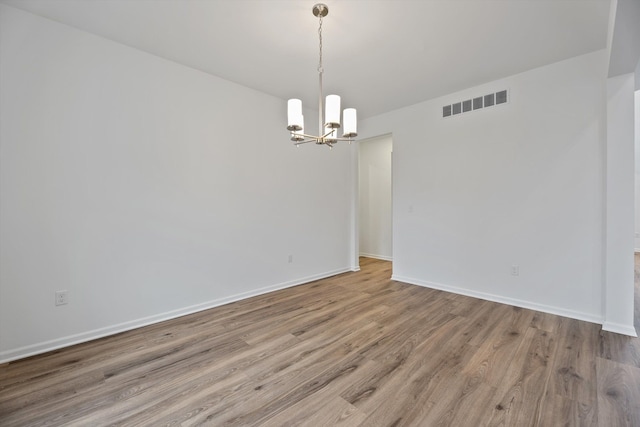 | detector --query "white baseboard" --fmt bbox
[391,274,604,326]
[602,321,638,337]
[0,267,351,364]
[359,253,393,262]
